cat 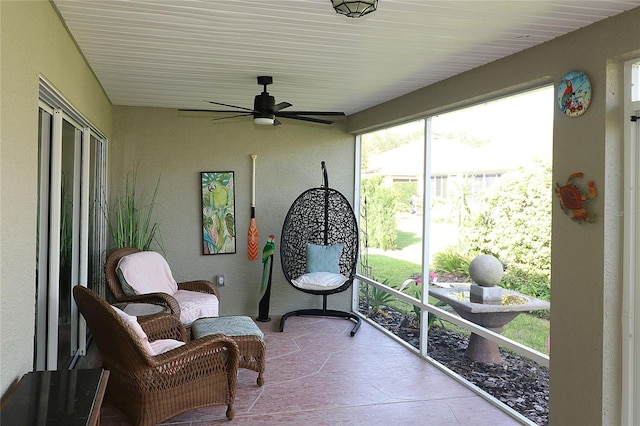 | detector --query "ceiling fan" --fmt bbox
[181,76,345,126]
